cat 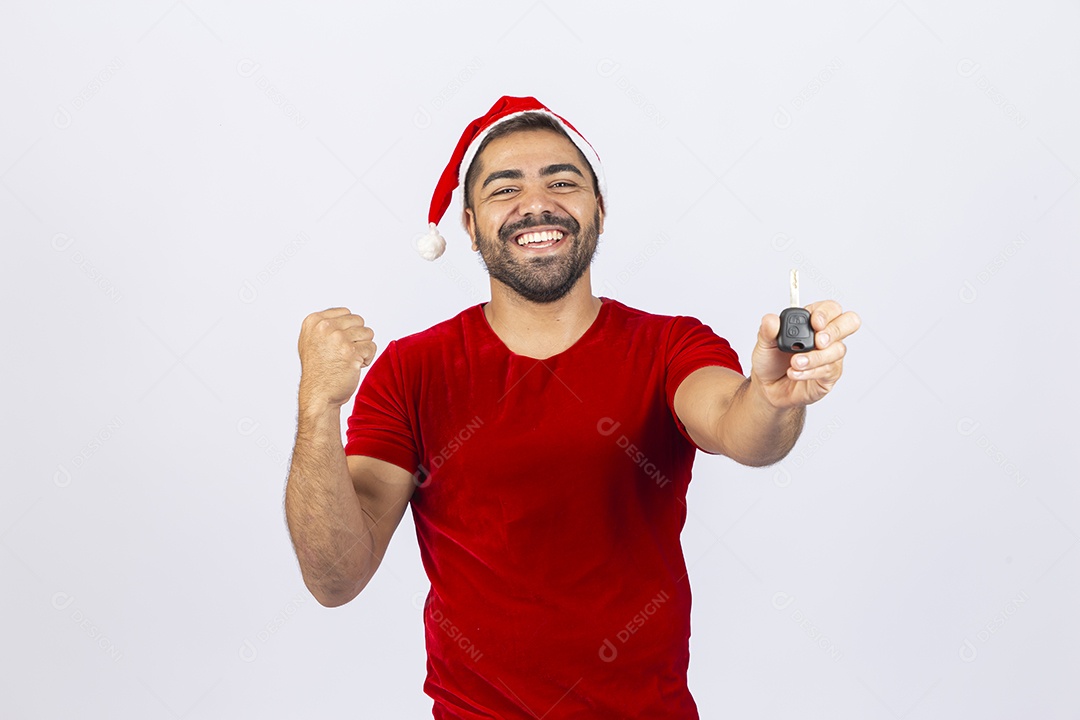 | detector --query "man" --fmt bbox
[284,96,860,718]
